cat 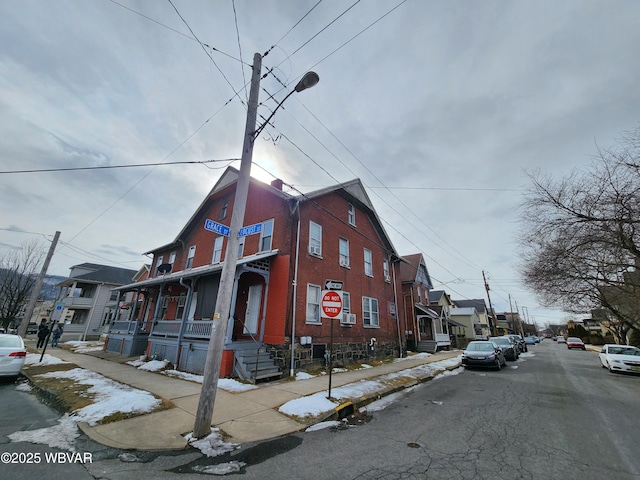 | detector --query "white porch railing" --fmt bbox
[150,320,181,337]
[435,333,451,346]
[149,320,214,339]
[183,320,213,339]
